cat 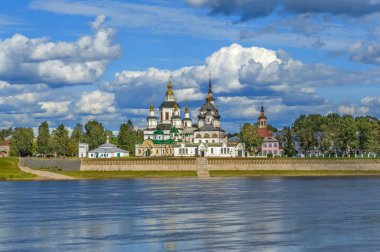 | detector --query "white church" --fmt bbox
[135,77,245,157]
